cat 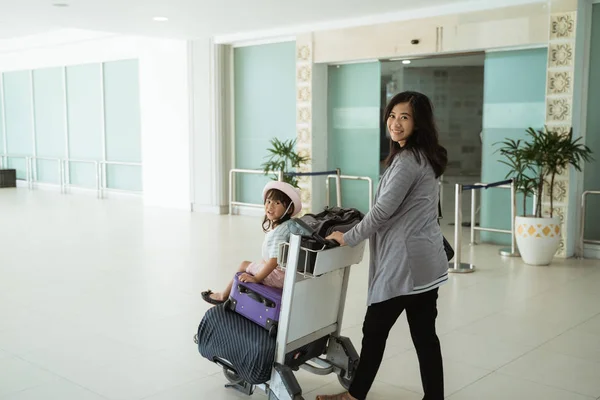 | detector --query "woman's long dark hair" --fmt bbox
[262,188,294,232]
[384,91,448,178]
